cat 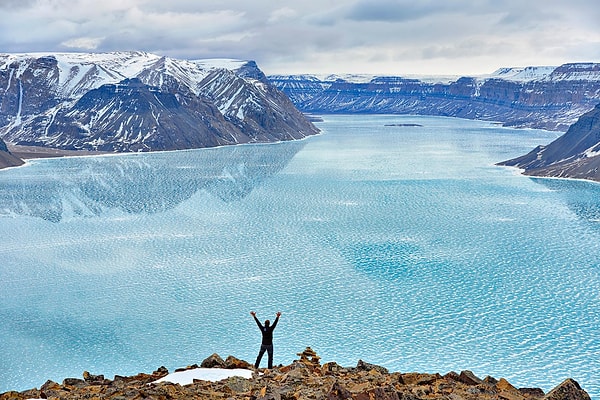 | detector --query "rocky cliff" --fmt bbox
[0,137,23,168]
[0,52,319,153]
[269,63,600,131]
[498,103,600,181]
[0,348,591,400]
